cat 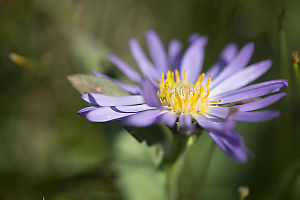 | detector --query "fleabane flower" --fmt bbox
[79,30,287,162]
